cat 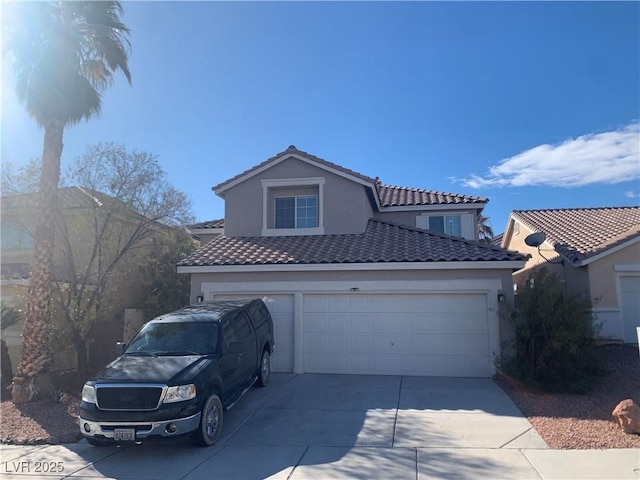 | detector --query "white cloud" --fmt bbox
[625,190,640,199]
[457,122,640,189]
